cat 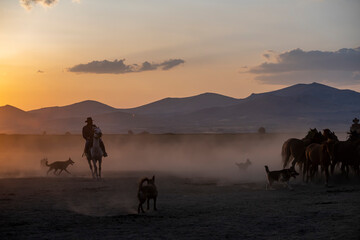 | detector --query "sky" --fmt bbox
[0,0,359,110]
